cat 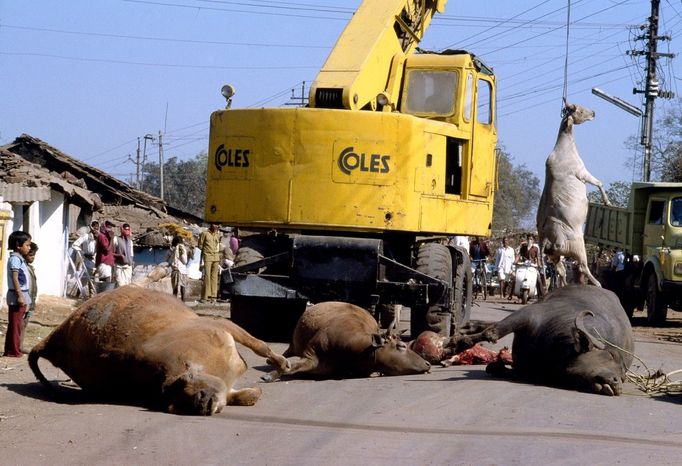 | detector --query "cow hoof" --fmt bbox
[261,370,281,383]
[593,382,619,396]
[228,387,262,406]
